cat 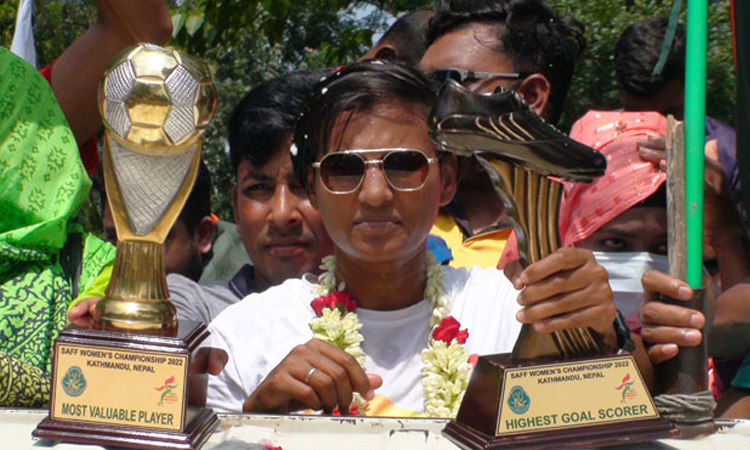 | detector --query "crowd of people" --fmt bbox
[3,0,750,420]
